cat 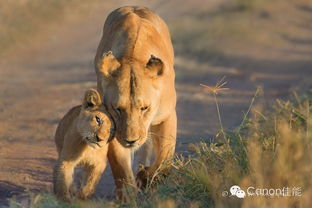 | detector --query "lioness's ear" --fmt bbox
[97,51,121,77]
[83,89,101,109]
[146,55,163,77]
